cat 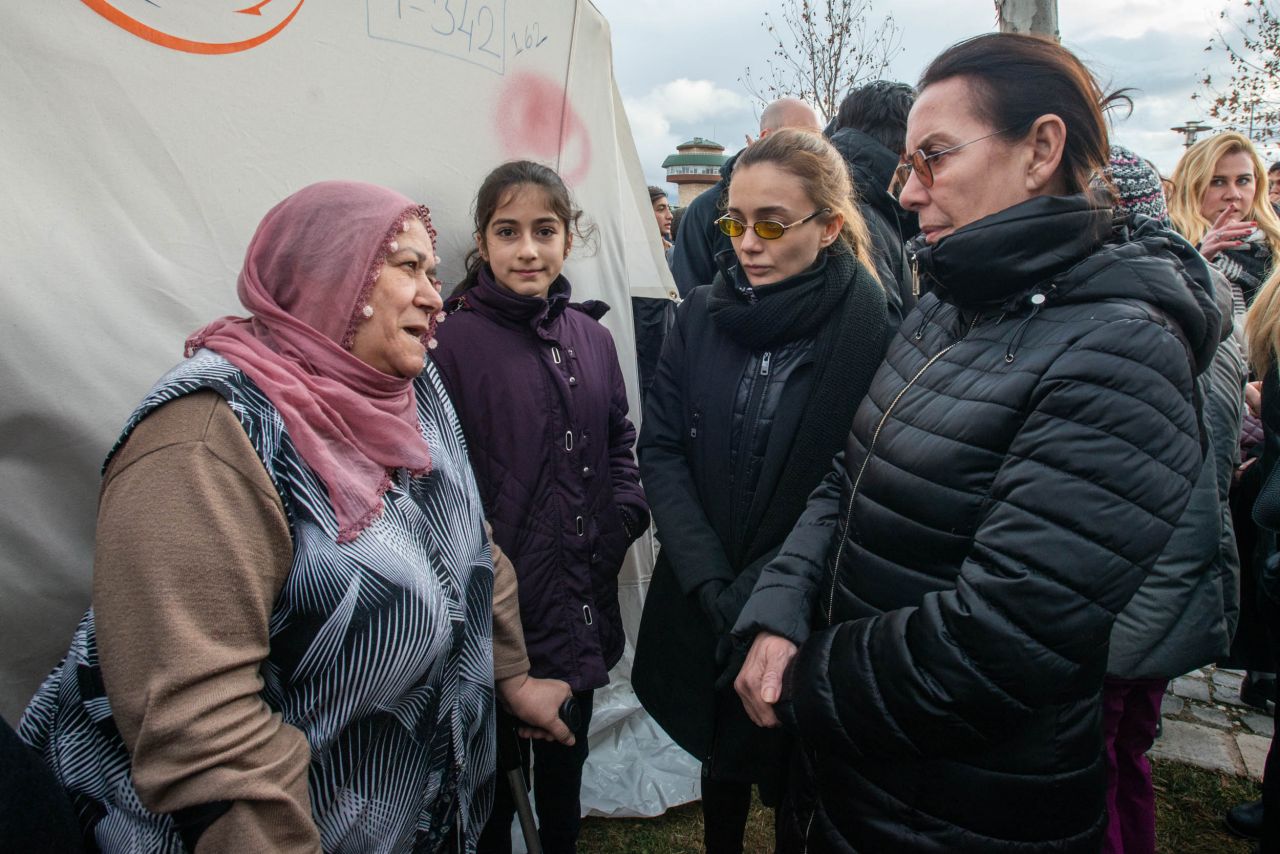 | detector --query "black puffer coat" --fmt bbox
[1107,266,1243,679]
[734,195,1220,852]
